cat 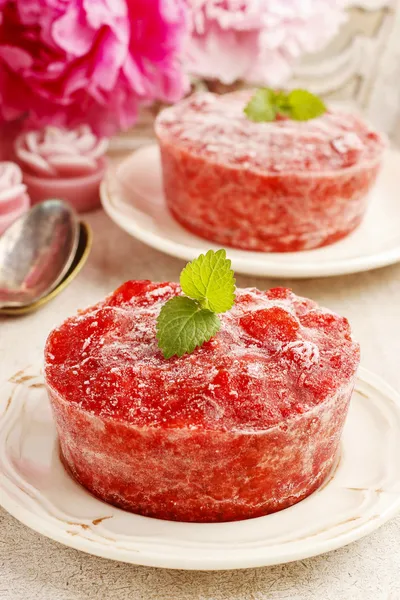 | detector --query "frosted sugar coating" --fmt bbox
[156,91,385,174]
[45,282,360,433]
